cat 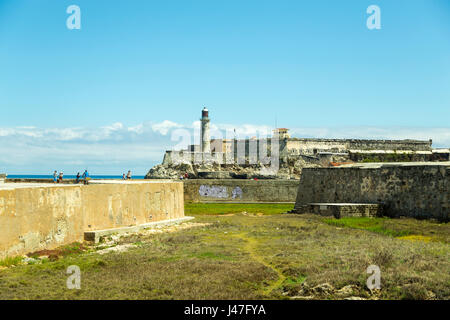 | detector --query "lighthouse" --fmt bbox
[200,107,211,153]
